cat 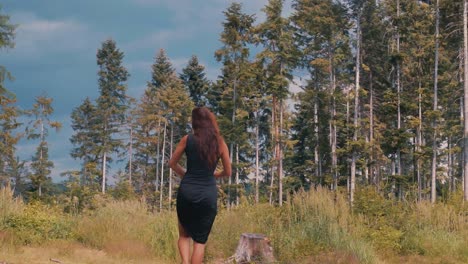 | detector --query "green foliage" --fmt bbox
[0,186,467,263]
[70,98,101,189]
[353,185,468,262]
[180,55,210,106]
[110,179,135,200]
[0,5,16,49]
[26,95,61,197]
[150,49,175,89]
[2,201,74,245]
